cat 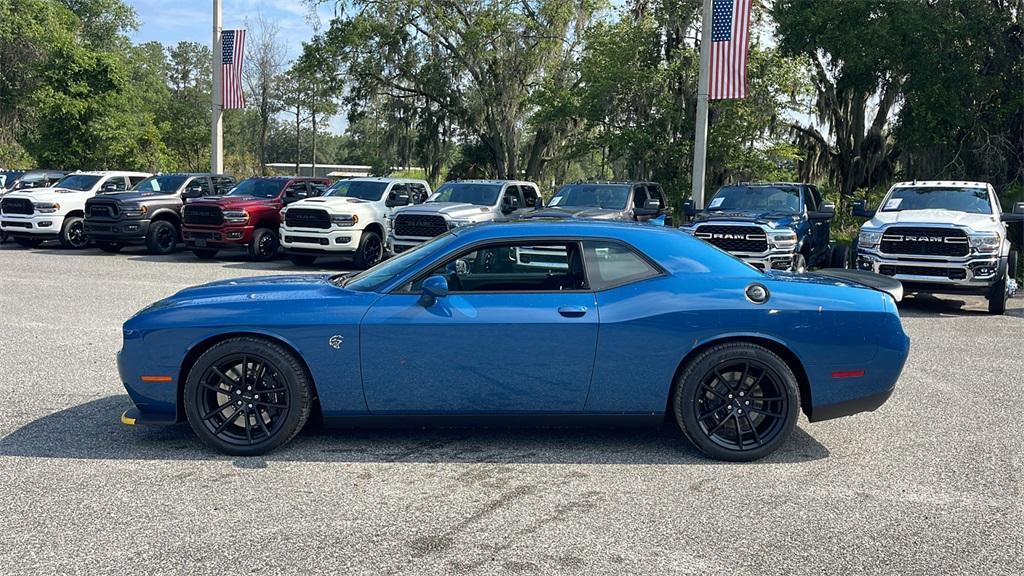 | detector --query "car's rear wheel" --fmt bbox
[353,230,383,269]
[96,242,122,253]
[248,227,278,261]
[791,253,807,274]
[146,220,178,255]
[14,237,43,248]
[288,253,317,266]
[191,248,219,259]
[673,342,800,461]
[184,337,312,456]
[59,216,89,249]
